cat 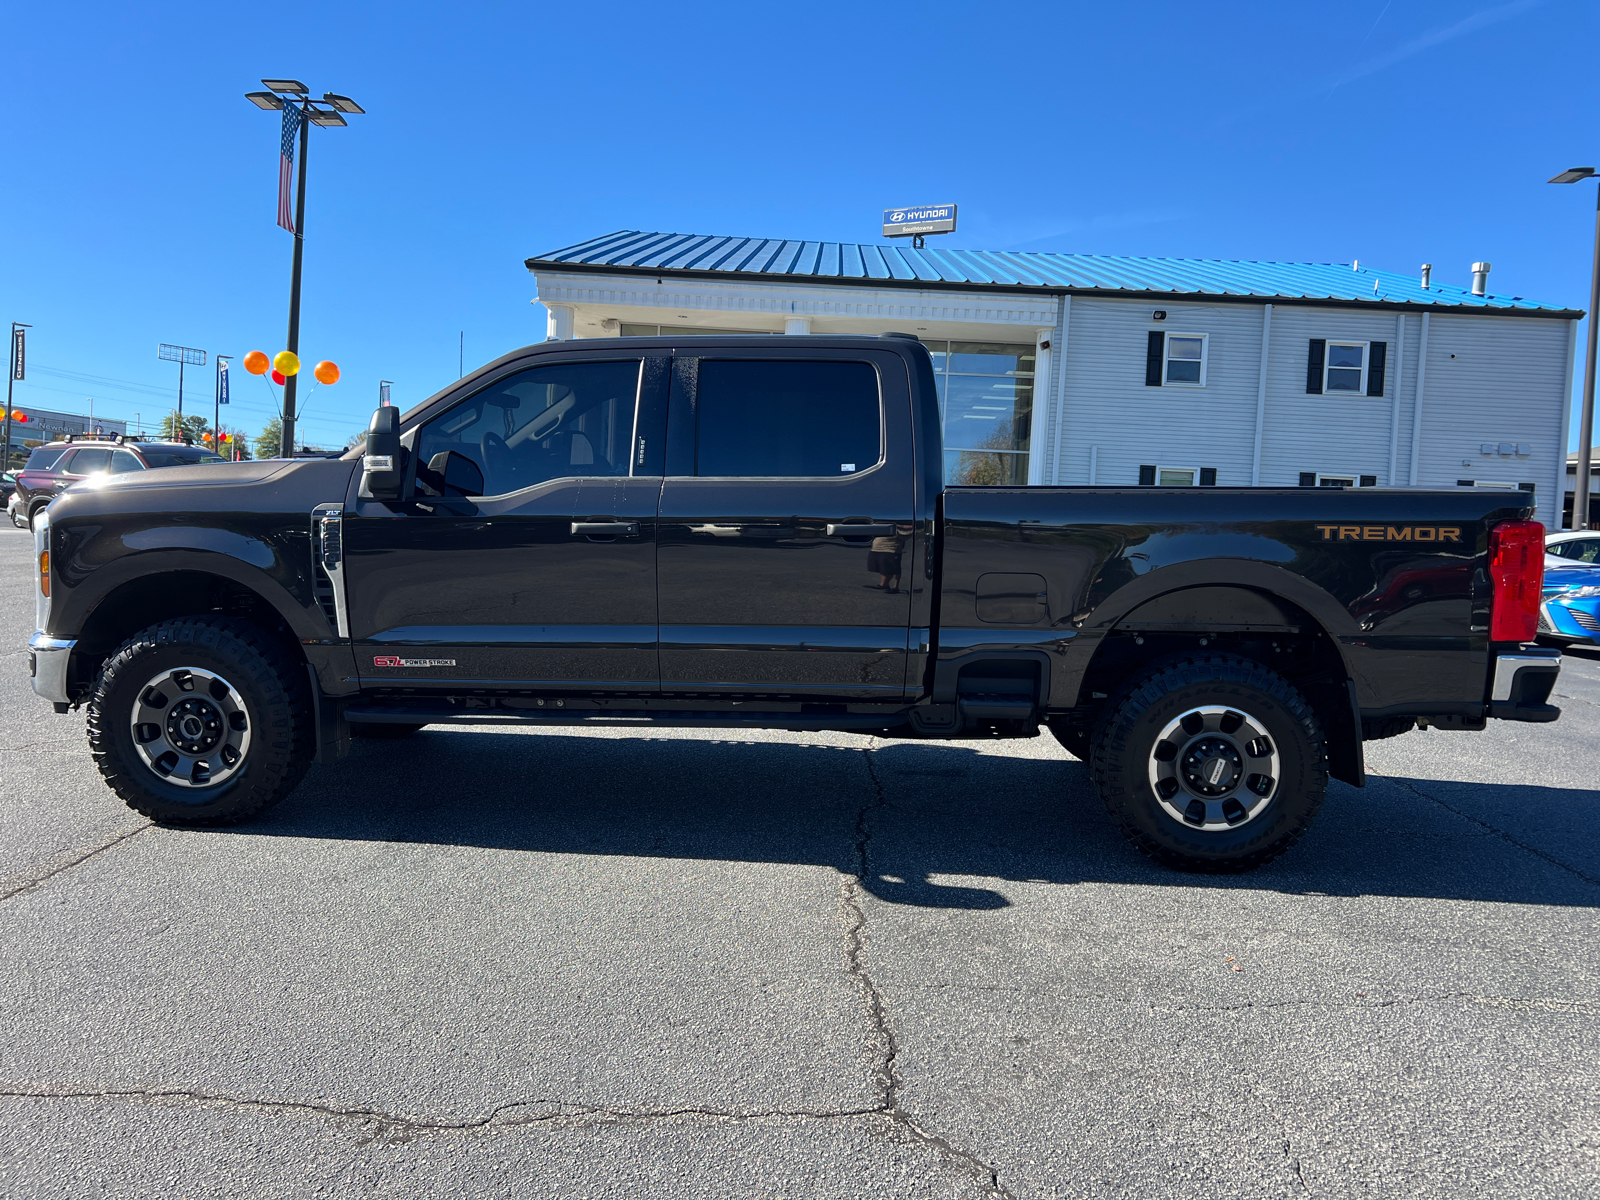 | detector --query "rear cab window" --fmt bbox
[690,360,882,477]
